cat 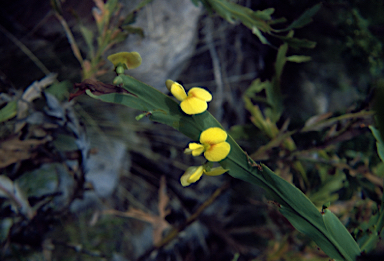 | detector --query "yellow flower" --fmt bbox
[166,79,212,115]
[180,166,204,187]
[185,127,231,162]
[107,52,142,70]
[180,166,228,187]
